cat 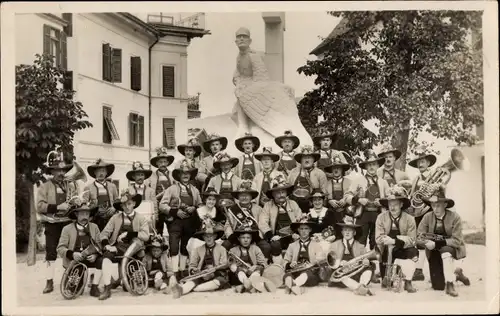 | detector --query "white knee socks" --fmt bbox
[101,259,113,285]
[294,273,308,287]
[416,250,426,269]
[179,255,188,272]
[171,255,179,272]
[396,259,416,281]
[45,261,56,281]
[359,270,372,286]
[92,269,102,285]
[441,253,455,283]
[341,277,360,290]
[193,279,220,292]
